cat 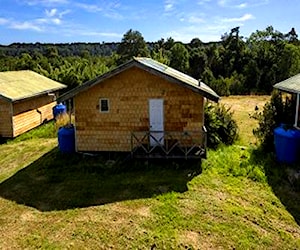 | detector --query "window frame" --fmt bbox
[99,98,110,113]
